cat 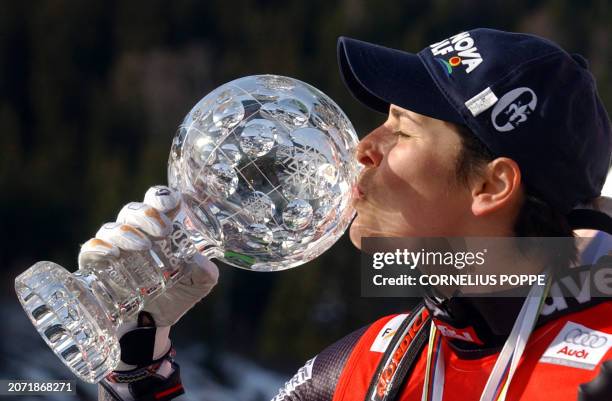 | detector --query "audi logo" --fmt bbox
[564,329,608,349]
